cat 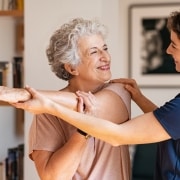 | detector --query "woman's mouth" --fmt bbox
[97,64,110,70]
